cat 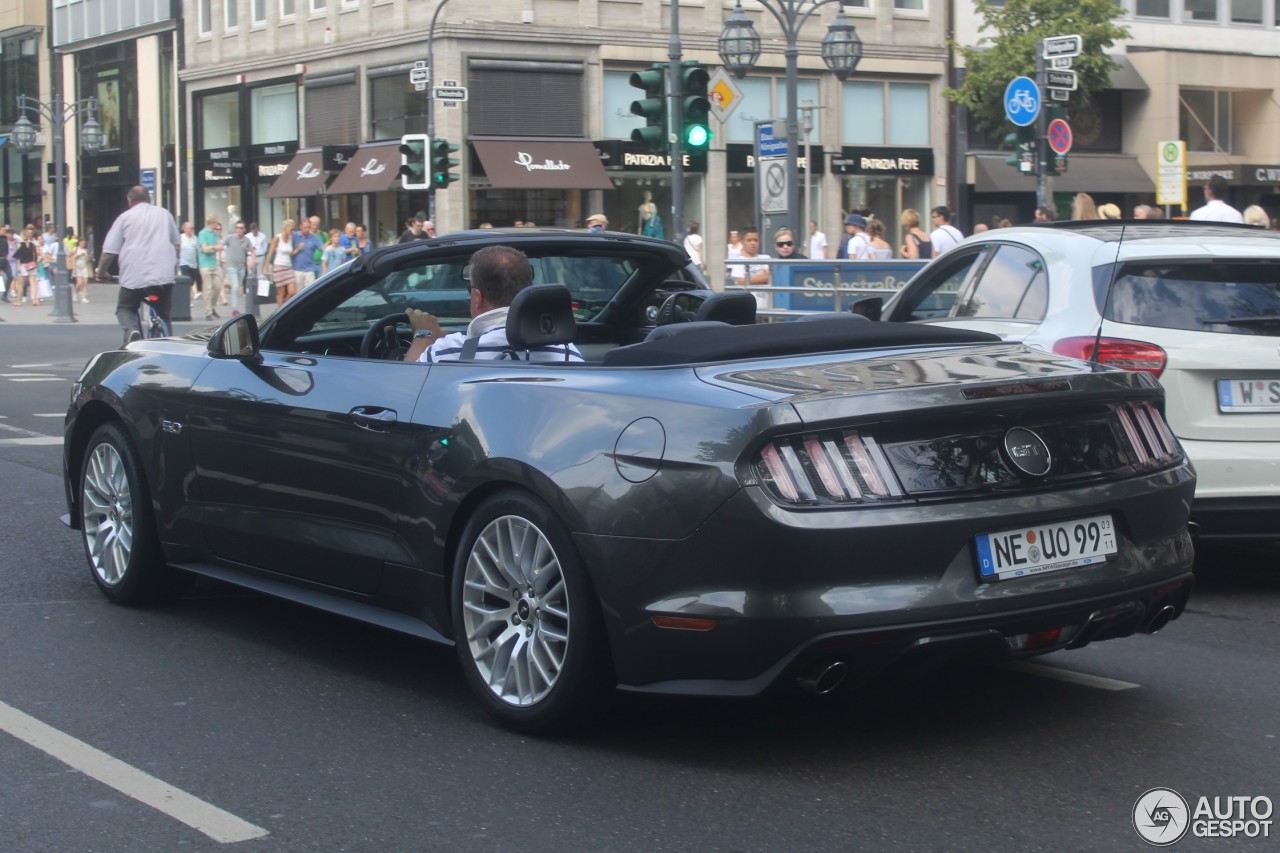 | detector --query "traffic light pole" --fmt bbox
[425,0,452,222]
[1035,44,1048,210]
[668,0,684,239]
